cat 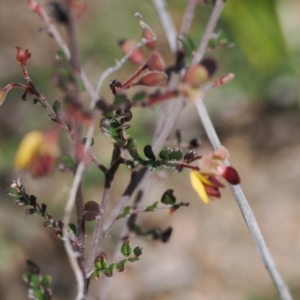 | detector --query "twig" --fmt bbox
[27,0,99,104]
[152,97,185,154]
[180,0,198,35]
[102,168,148,235]
[93,12,156,108]
[62,160,86,300]
[194,99,293,300]
[191,0,225,65]
[86,145,123,272]
[151,0,181,142]
[152,0,178,54]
